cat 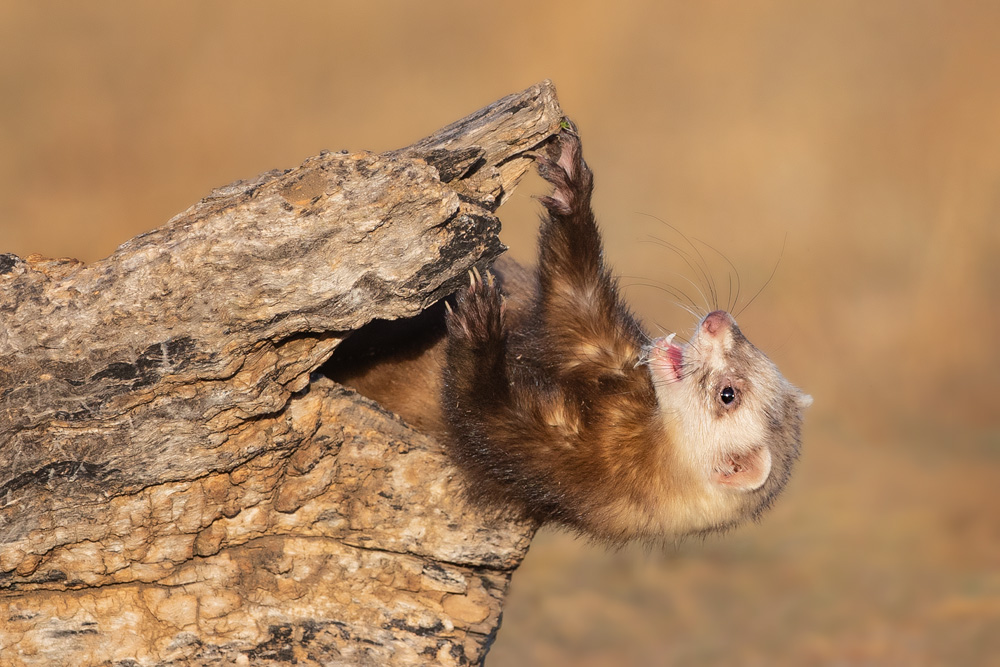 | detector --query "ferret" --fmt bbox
[328,123,811,545]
